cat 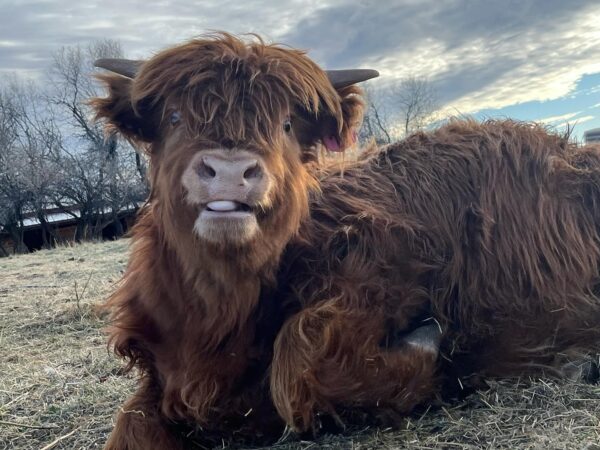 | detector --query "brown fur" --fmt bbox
[272,121,600,429]
[91,33,600,448]
[92,33,362,448]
